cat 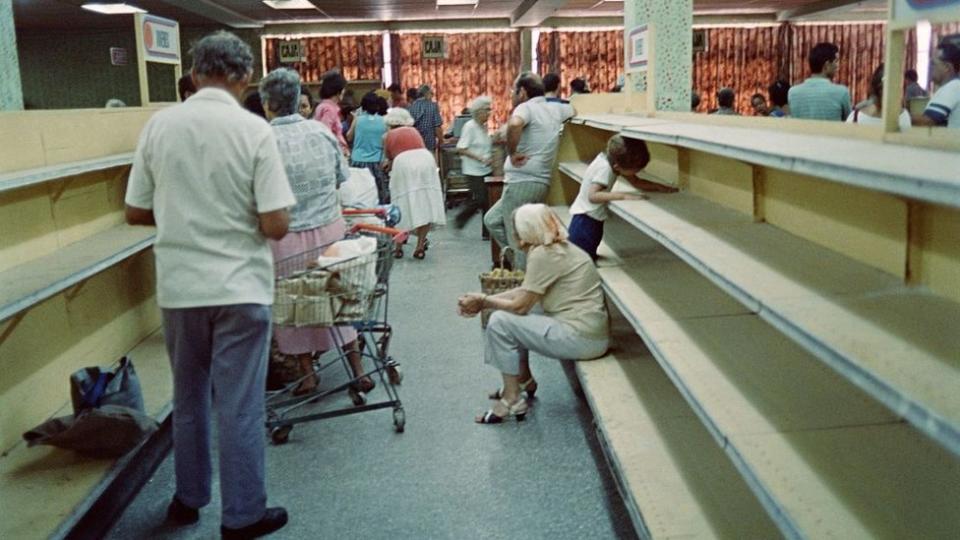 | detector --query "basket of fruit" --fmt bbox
[479,247,525,328]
